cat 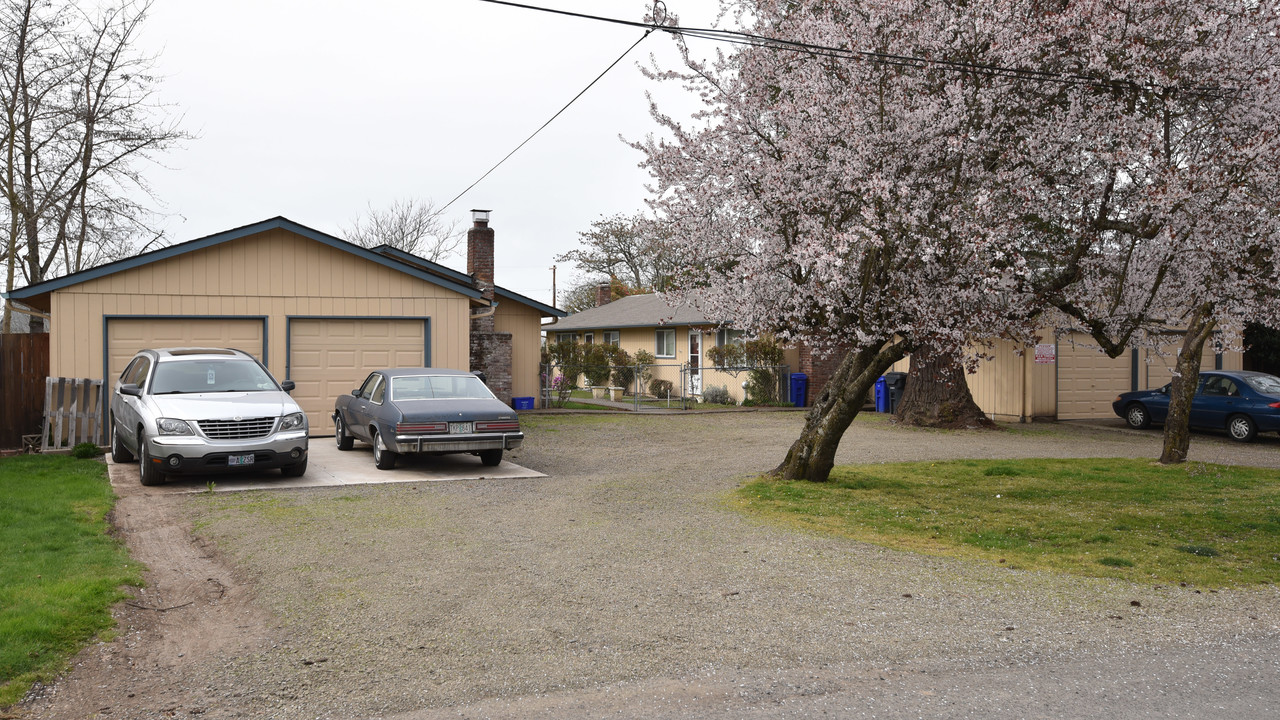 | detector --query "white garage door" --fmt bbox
[289,318,427,436]
[1056,335,1133,420]
[107,318,265,383]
